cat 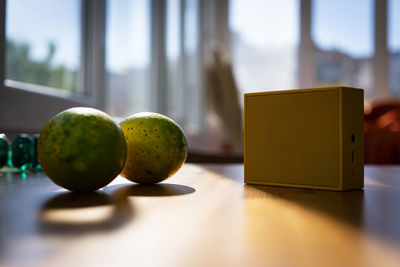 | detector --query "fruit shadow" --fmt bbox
[106,183,196,197]
[38,190,134,235]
